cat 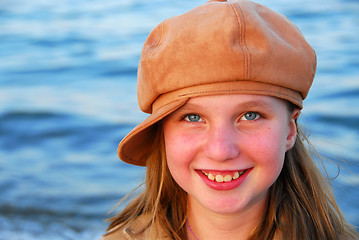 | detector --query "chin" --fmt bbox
[202,196,251,214]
